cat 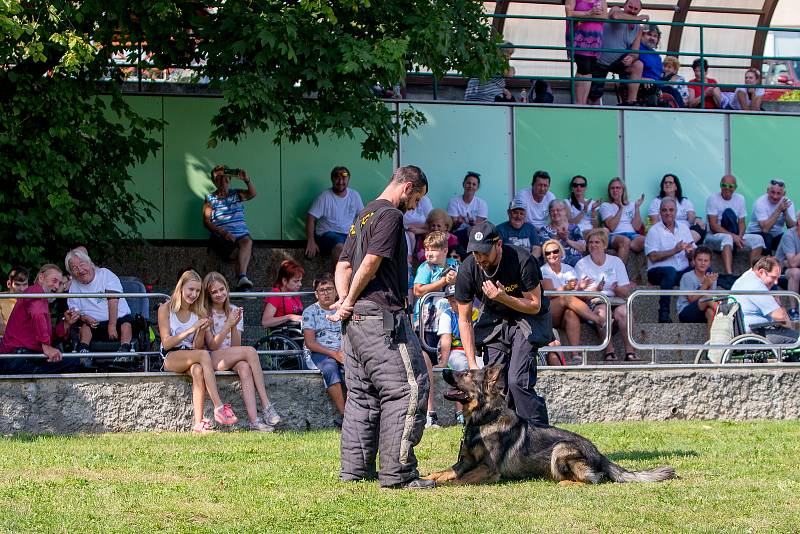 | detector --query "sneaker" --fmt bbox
[192,418,215,435]
[77,343,90,354]
[118,343,132,352]
[789,309,800,322]
[425,412,440,429]
[249,420,275,433]
[236,275,254,291]
[262,403,282,427]
[214,404,238,426]
[388,478,436,490]
[455,412,465,426]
